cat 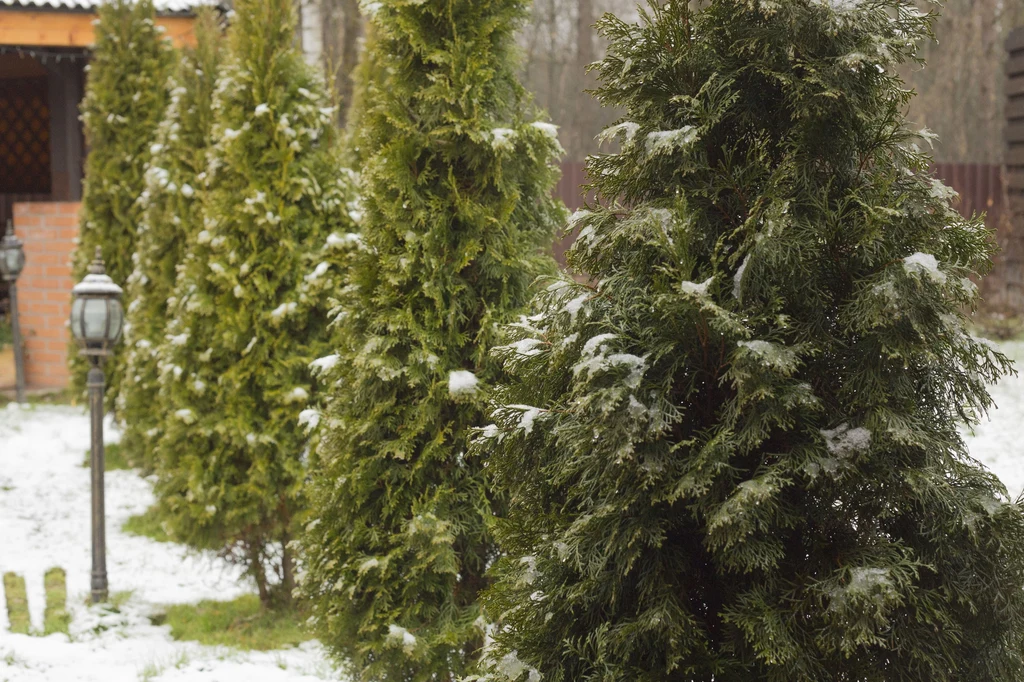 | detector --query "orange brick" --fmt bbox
[14,216,42,228]
[33,327,65,340]
[19,315,46,328]
[16,289,46,303]
[31,303,63,315]
[44,266,72,278]
[27,351,62,364]
[47,215,80,228]
[30,253,60,266]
